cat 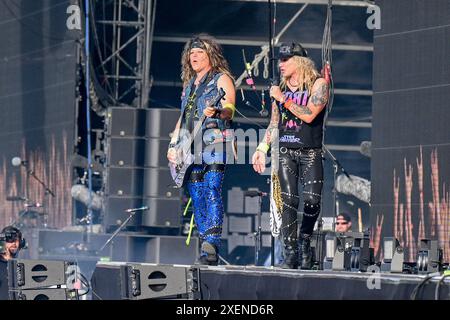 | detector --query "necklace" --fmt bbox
[288,78,299,88]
